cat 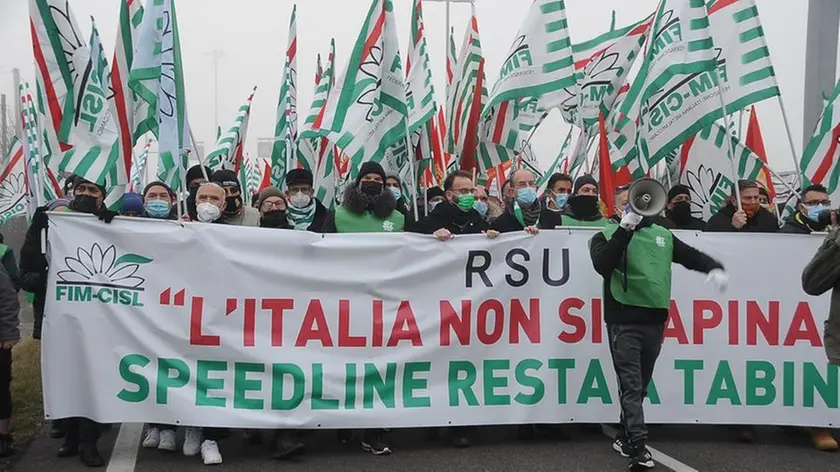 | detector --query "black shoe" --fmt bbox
[58,441,79,458]
[361,435,391,455]
[517,425,537,441]
[628,446,655,471]
[272,437,306,460]
[0,434,14,458]
[50,421,65,439]
[452,435,471,448]
[79,443,104,467]
[613,435,632,458]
